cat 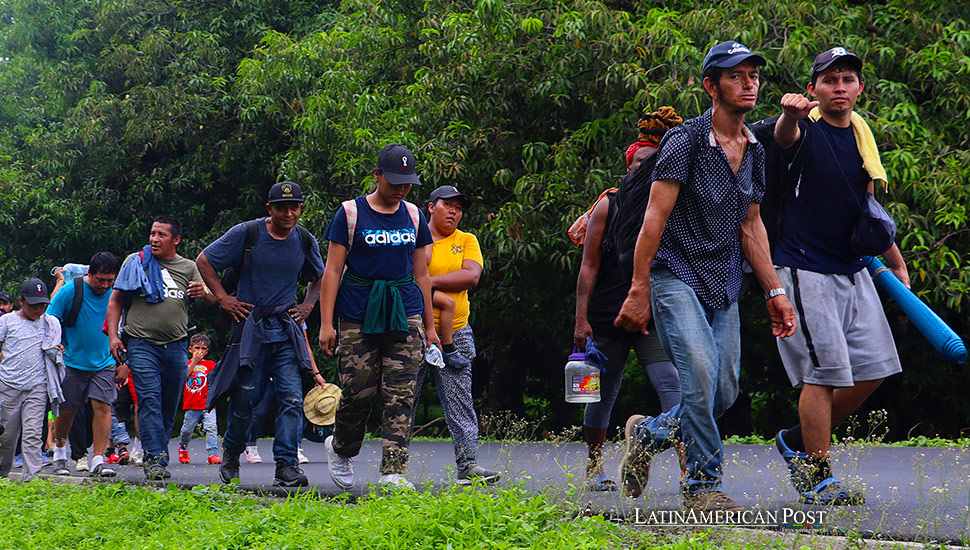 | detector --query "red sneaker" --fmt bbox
[104,452,121,464]
[178,445,190,464]
[207,454,222,465]
[117,449,130,465]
